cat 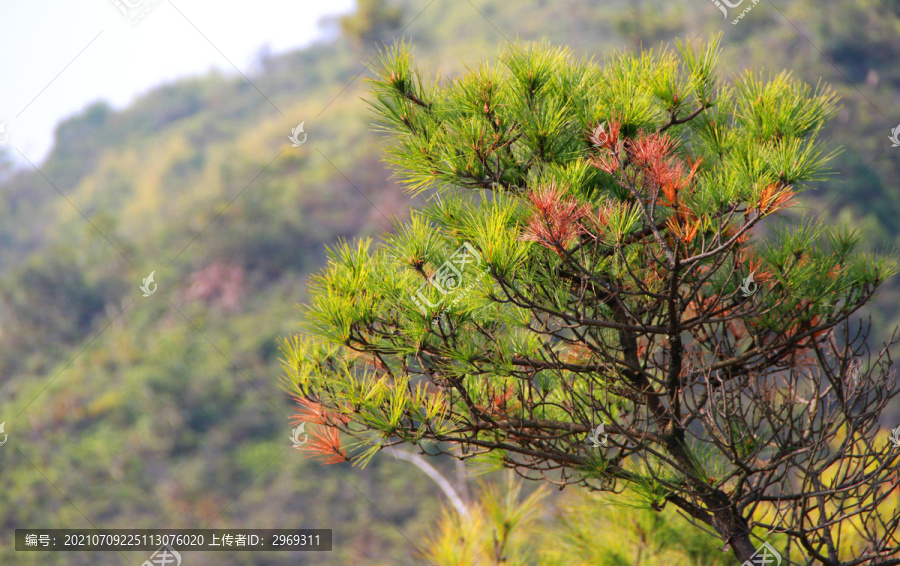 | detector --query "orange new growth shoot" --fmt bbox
[301,425,350,465]
[522,184,590,255]
[756,182,796,215]
[291,395,350,427]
